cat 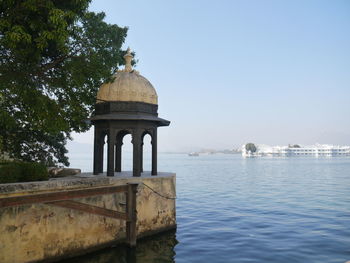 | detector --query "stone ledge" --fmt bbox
[0,172,176,263]
[0,171,176,197]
